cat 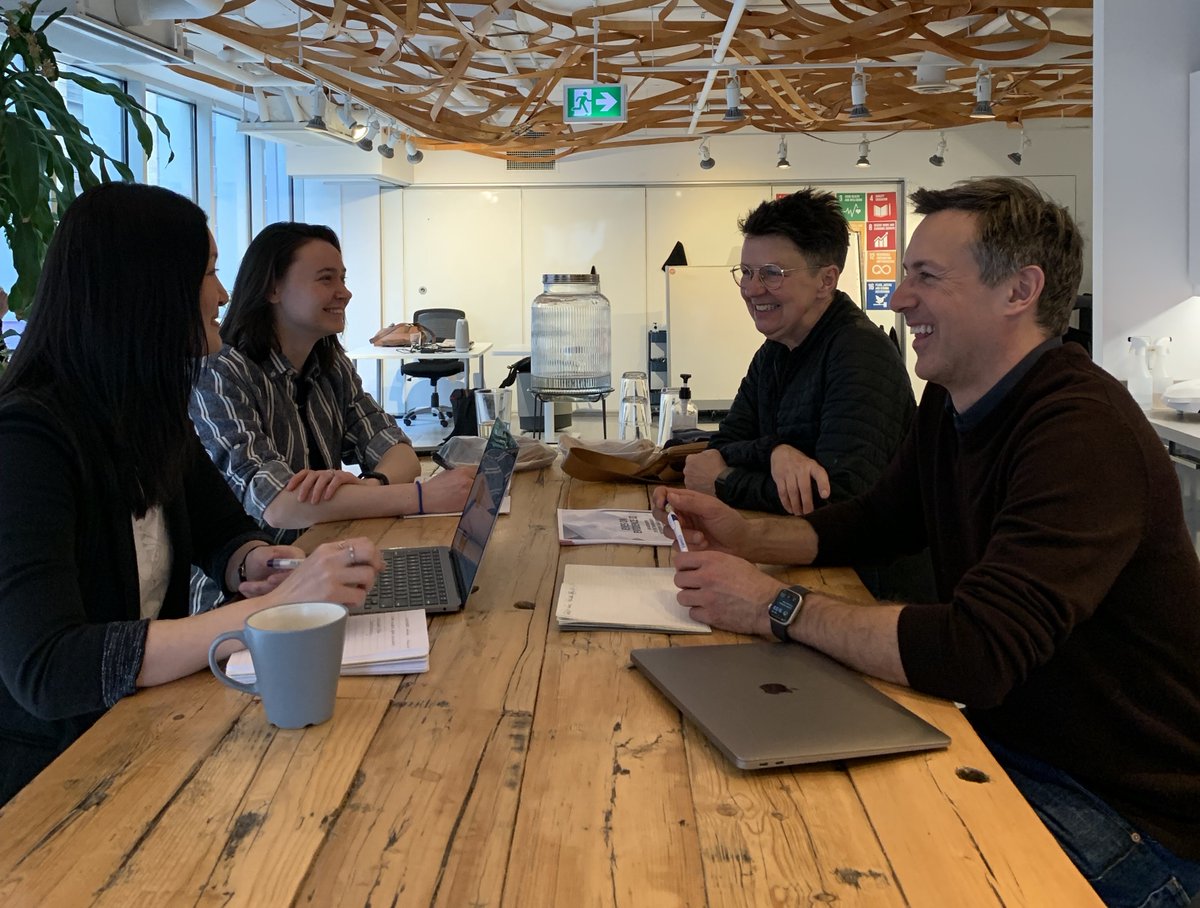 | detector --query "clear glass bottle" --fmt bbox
[673,373,698,429]
[531,273,612,393]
